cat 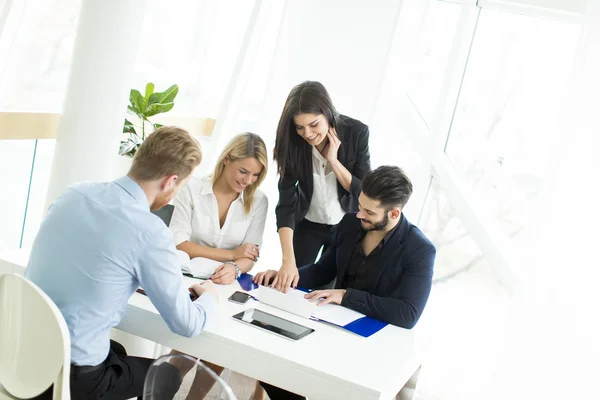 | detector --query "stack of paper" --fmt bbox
[245,278,389,338]
[256,286,316,318]
[254,286,364,326]
[311,303,365,326]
